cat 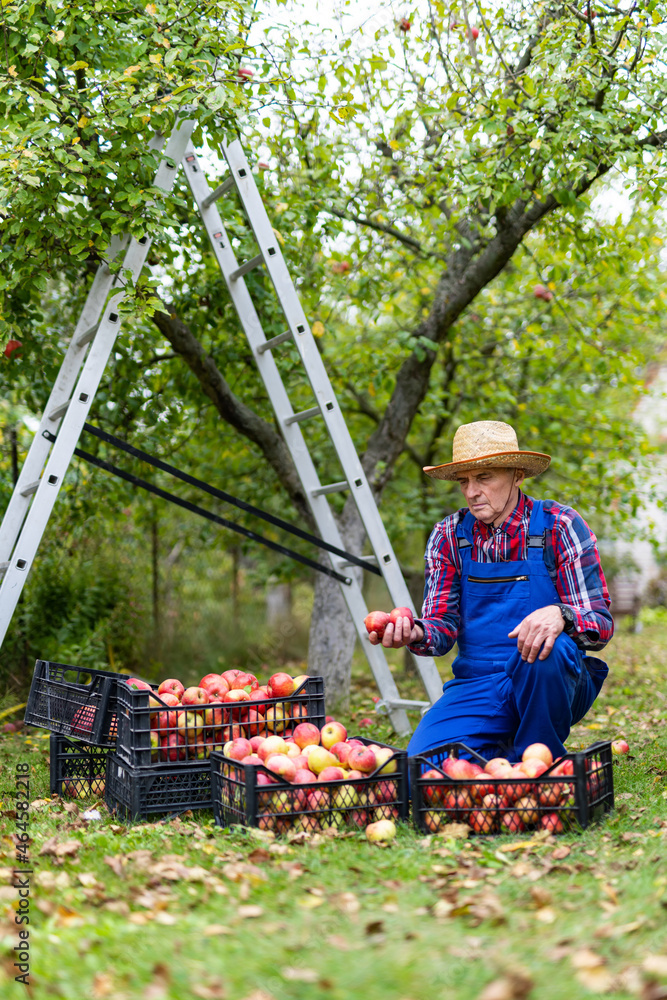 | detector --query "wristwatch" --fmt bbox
[556,604,576,635]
